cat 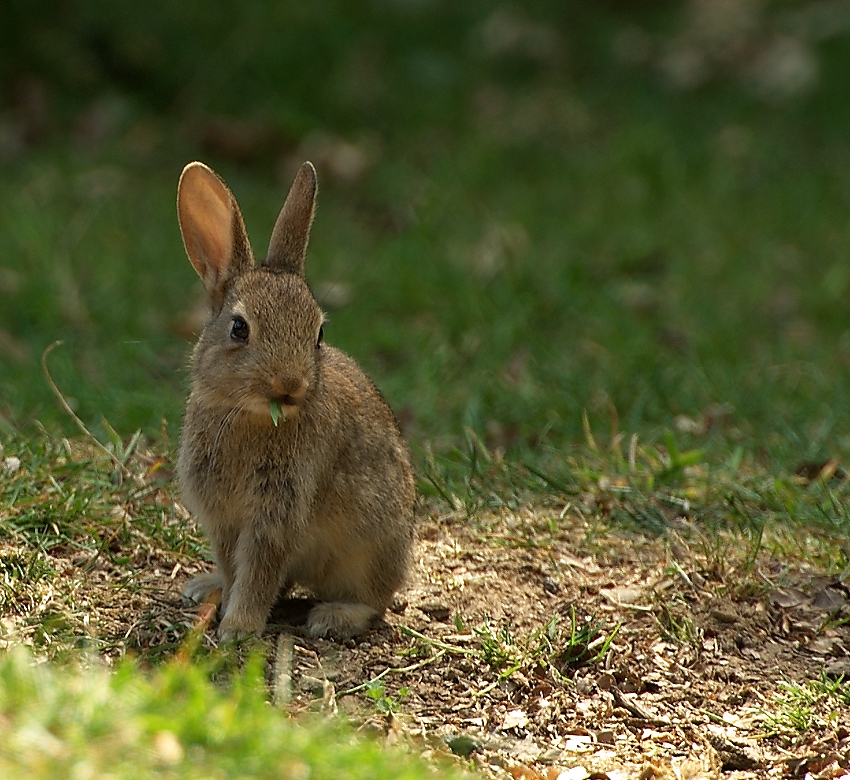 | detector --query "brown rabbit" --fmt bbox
[176,160,415,641]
